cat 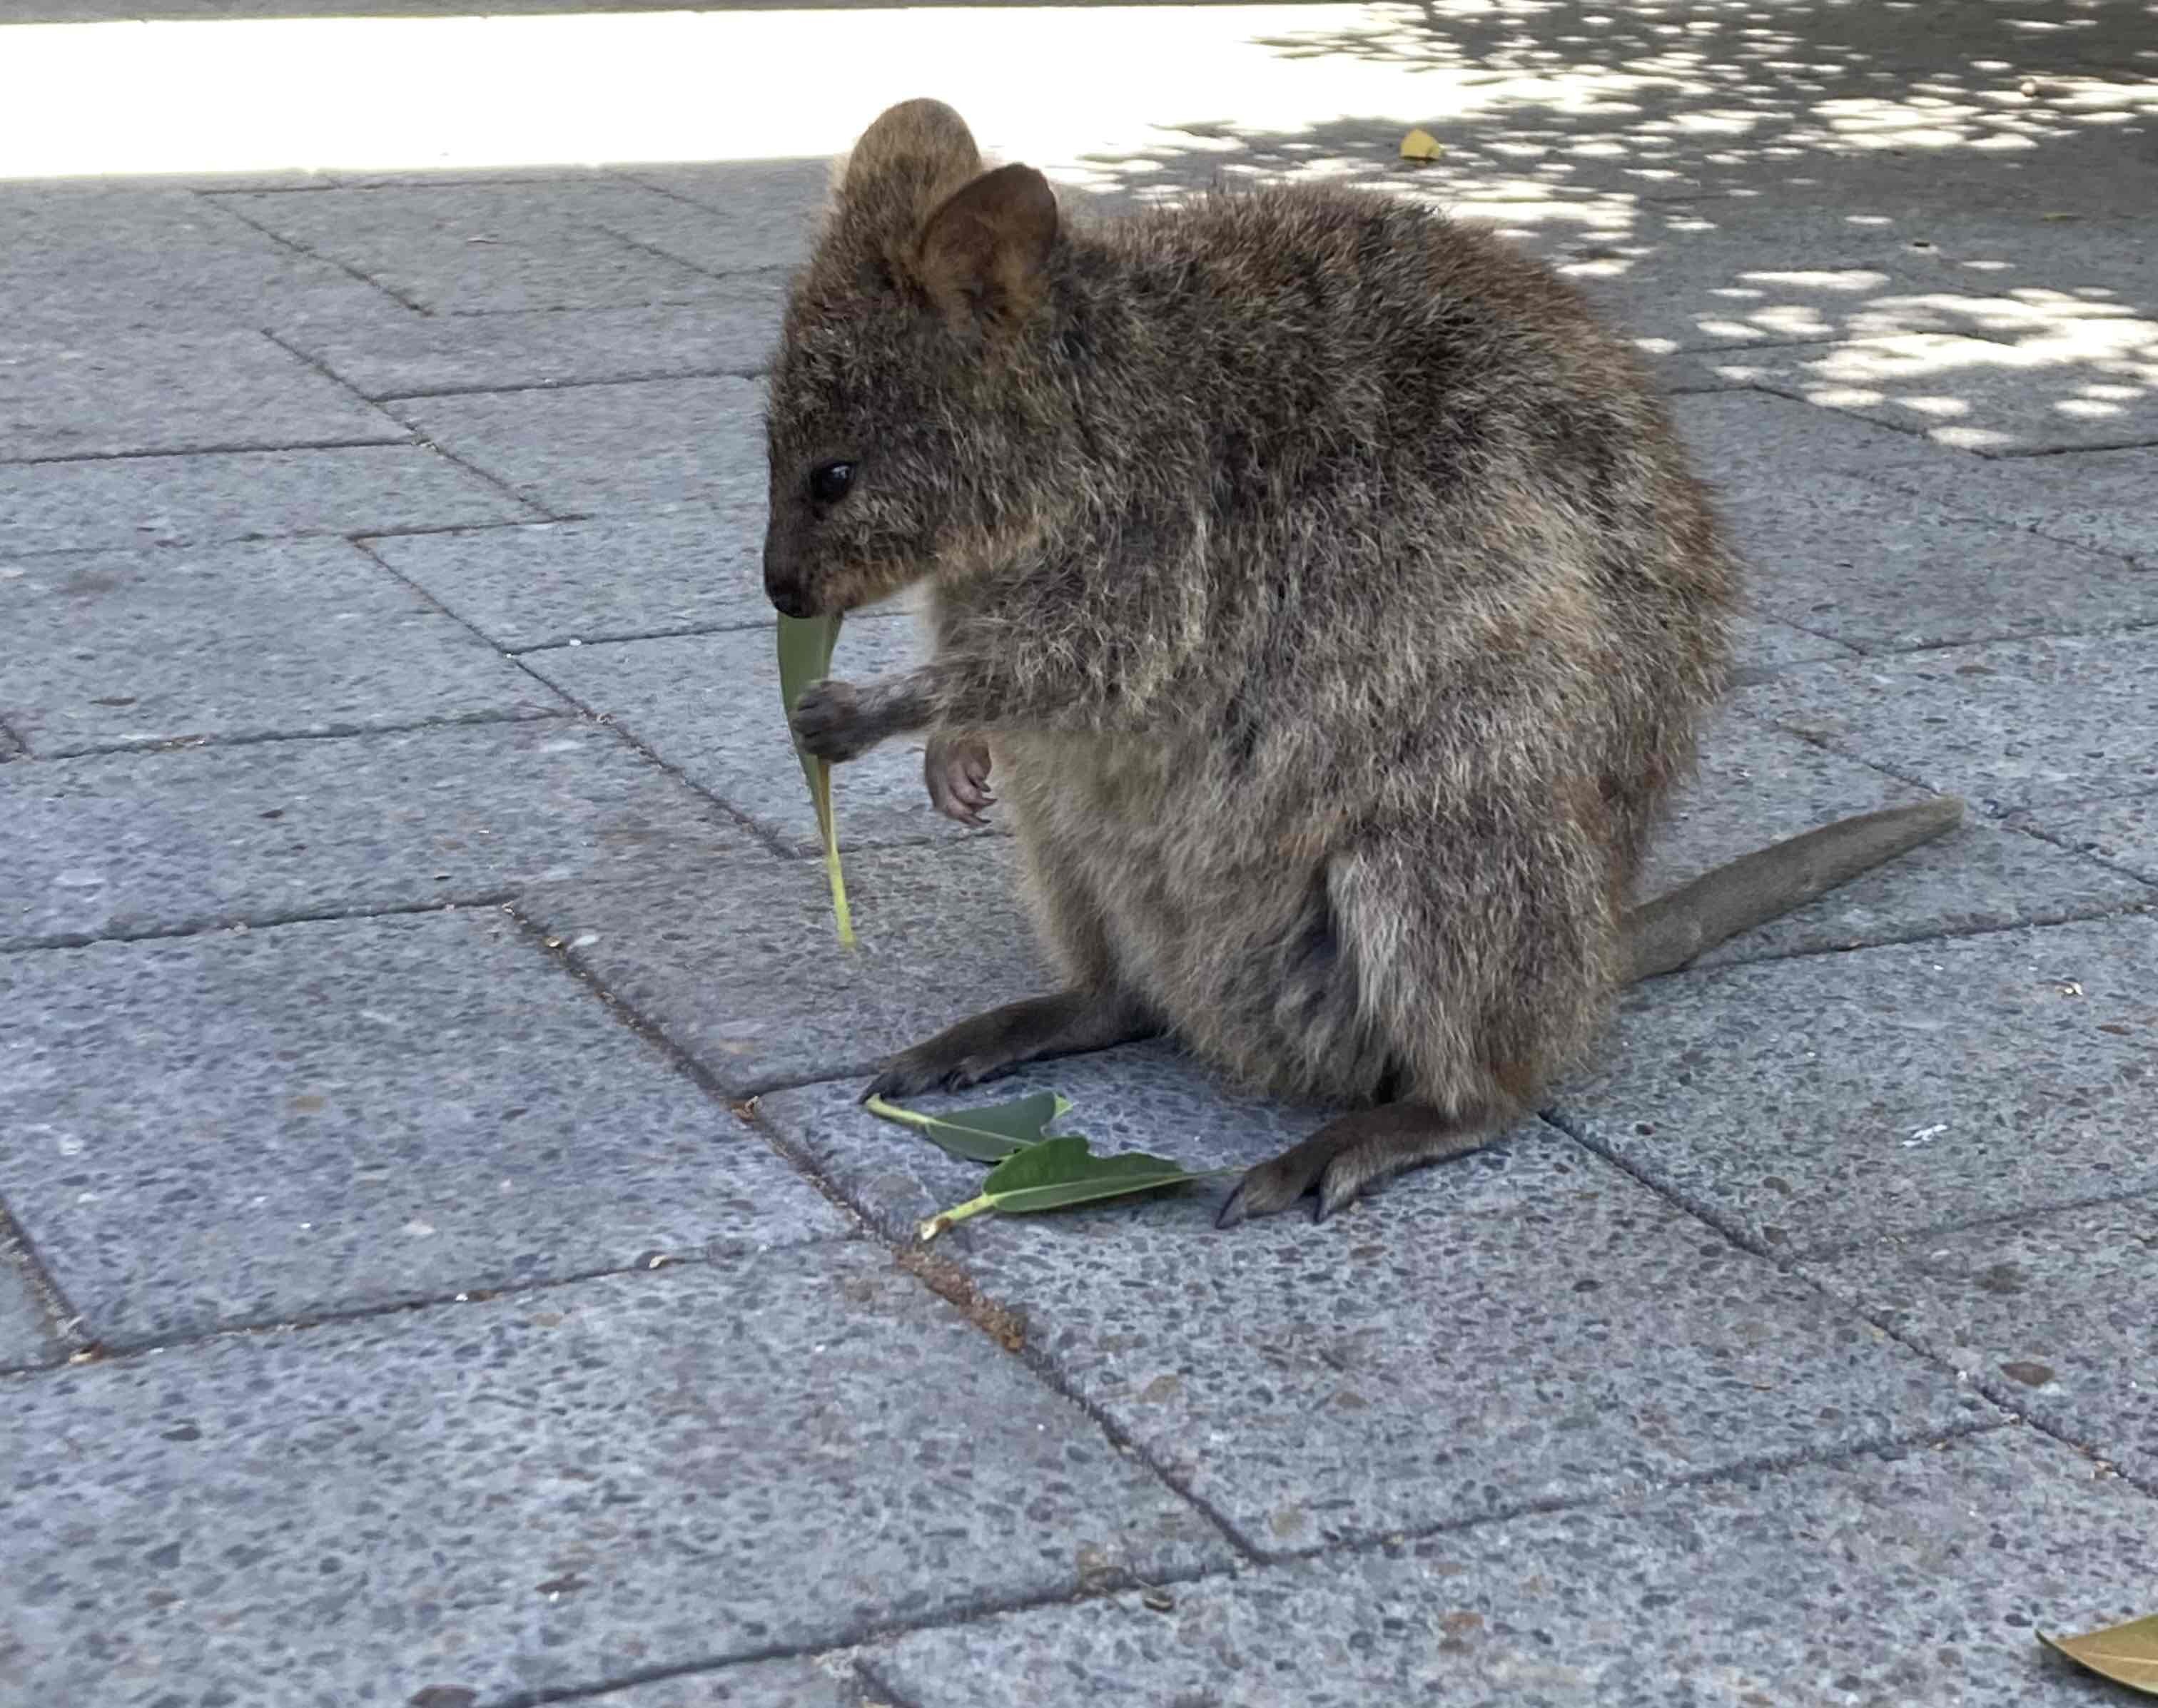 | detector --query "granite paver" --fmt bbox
[521,616,978,856]
[222,181,746,315]
[365,504,774,651]
[1859,443,2158,566]
[278,275,786,400]
[1721,471,2158,651]
[0,538,562,755]
[0,324,405,461]
[1554,914,2158,1259]
[2043,791,2158,887]
[1,718,762,948]
[1810,1196,2158,1491]
[0,1248,1229,1706]
[1736,632,2158,810]
[584,1654,874,1708]
[395,375,765,515]
[0,910,850,1346]
[0,442,536,554]
[762,1056,1993,1548]
[868,1429,2154,1708]
[0,1258,69,1372]
[518,835,1046,1095]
